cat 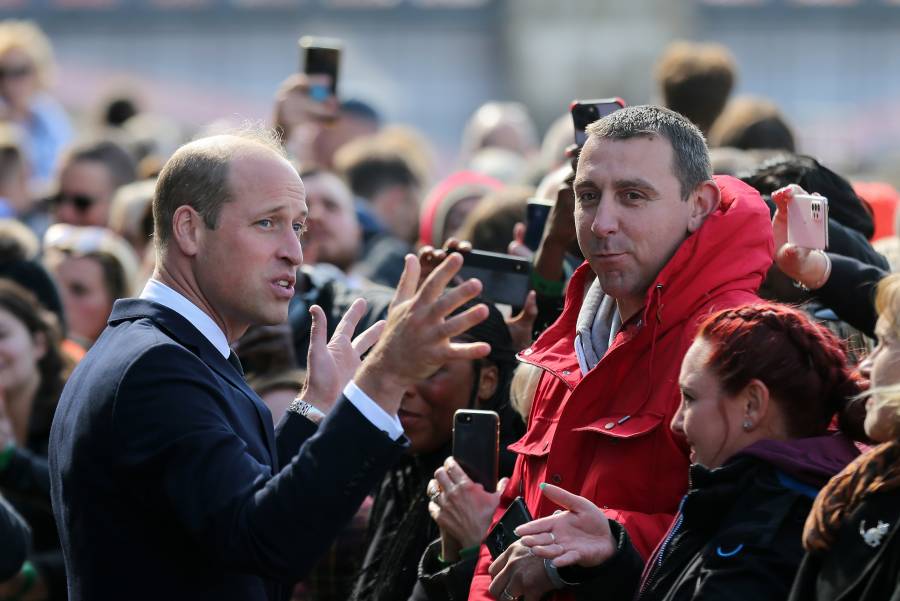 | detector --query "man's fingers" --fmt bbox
[432,279,484,318]
[519,532,556,547]
[419,252,464,303]
[333,298,368,341]
[442,305,490,340]
[351,320,385,356]
[446,341,492,362]
[513,514,559,537]
[527,543,566,559]
[392,254,421,309]
[443,457,469,485]
[496,477,510,494]
[308,305,327,351]
[539,483,593,513]
[434,466,454,495]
